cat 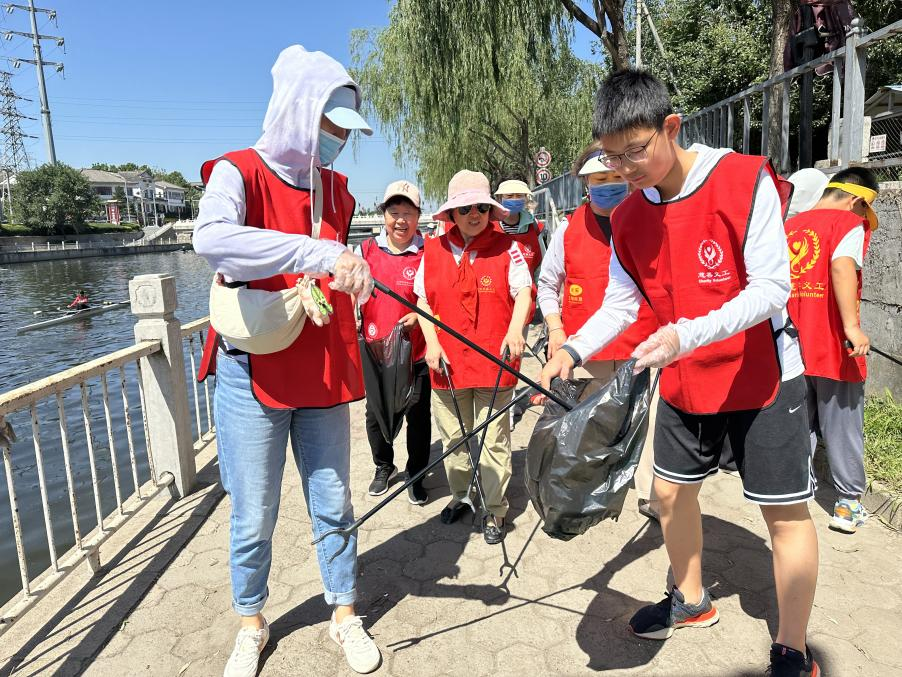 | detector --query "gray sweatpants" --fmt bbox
[806,375,866,499]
